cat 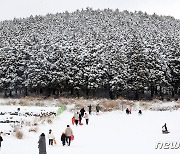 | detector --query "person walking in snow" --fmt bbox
[138,109,142,115]
[79,113,82,124]
[96,104,100,113]
[61,132,66,146]
[38,133,47,154]
[65,125,73,146]
[88,104,92,115]
[80,107,86,117]
[0,133,3,149]
[126,108,130,114]
[74,112,79,126]
[84,113,89,125]
[48,129,55,145]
